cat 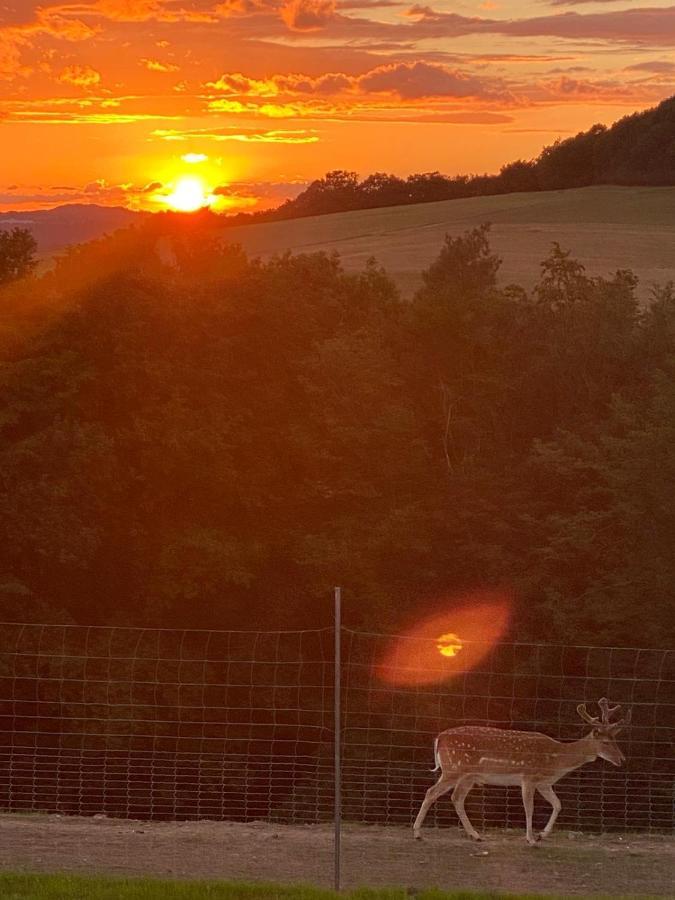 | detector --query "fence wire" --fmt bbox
[0,622,672,833]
